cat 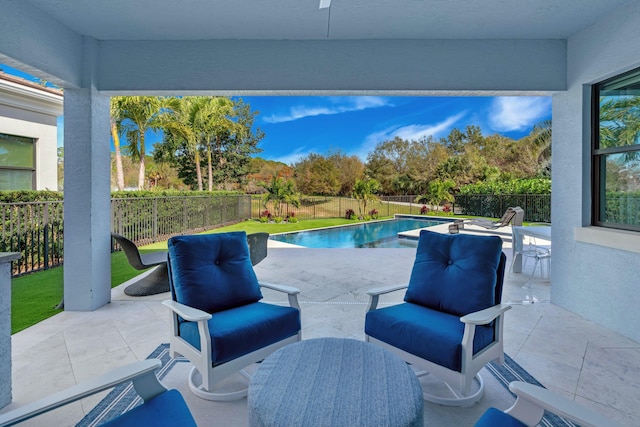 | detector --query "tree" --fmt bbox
[204,97,236,191]
[116,96,175,189]
[57,146,64,191]
[415,178,455,212]
[294,153,341,195]
[208,98,263,189]
[352,178,381,219]
[365,136,435,195]
[261,175,300,218]
[110,97,126,191]
[327,150,365,196]
[156,97,263,190]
